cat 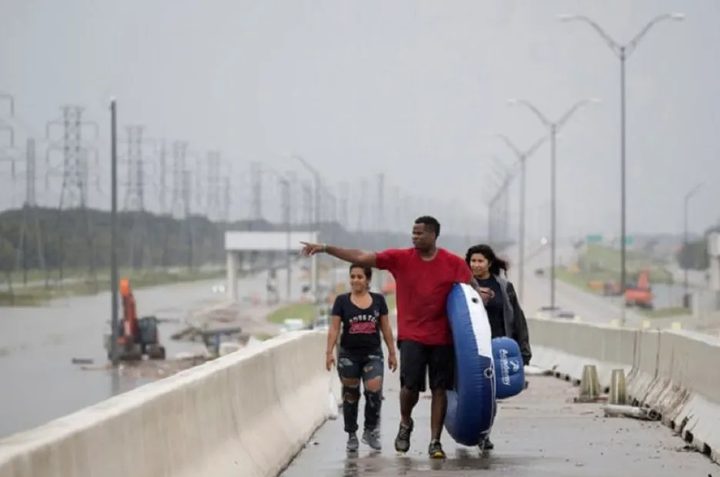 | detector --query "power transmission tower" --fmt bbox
[156,140,168,214]
[0,93,14,166]
[327,189,337,224]
[338,182,349,230]
[356,178,368,231]
[221,176,231,222]
[0,92,13,116]
[390,186,400,233]
[47,106,98,209]
[250,161,263,222]
[46,105,99,284]
[182,170,193,269]
[193,154,203,215]
[121,125,155,268]
[376,173,385,232]
[285,170,298,226]
[171,141,188,219]
[206,151,221,221]
[122,125,147,212]
[0,92,19,203]
[302,180,312,228]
